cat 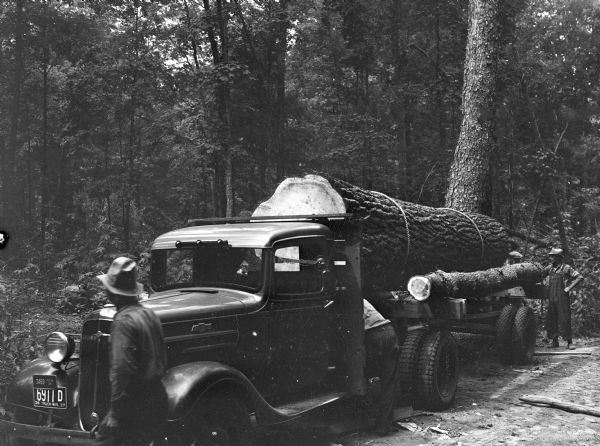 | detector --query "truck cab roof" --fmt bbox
[151,221,333,250]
